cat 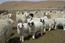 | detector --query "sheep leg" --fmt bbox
[32,33,35,40]
[63,26,65,30]
[54,25,57,30]
[20,36,24,42]
[48,28,51,31]
[44,28,46,32]
[64,28,65,30]
[41,27,43,36]
[17,28,20,34]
